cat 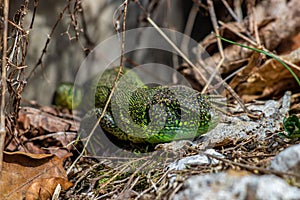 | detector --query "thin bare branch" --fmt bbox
[180,3,198,54]
[0,0,9,177]
[221,0,241,22]
[207,0,257,117]
[26,2,69,81]
[29,0,38,29]
[67,0,129,175]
